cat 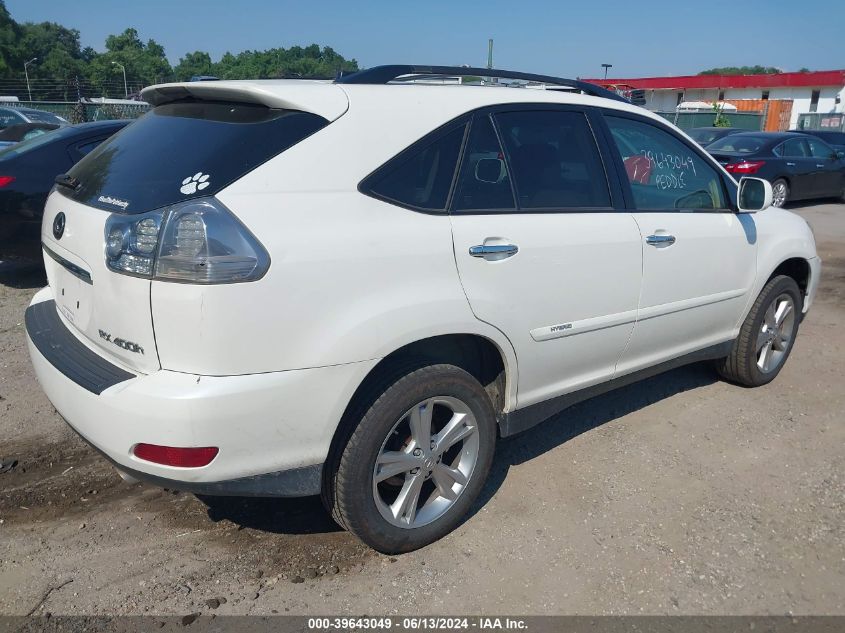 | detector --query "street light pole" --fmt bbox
[24,57,37,101]
[112,61,127,97]
[601,63,613,80]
